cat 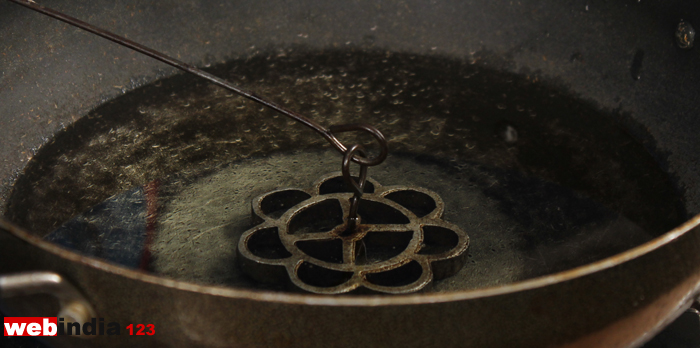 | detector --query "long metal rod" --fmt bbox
[6,0,387,167]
